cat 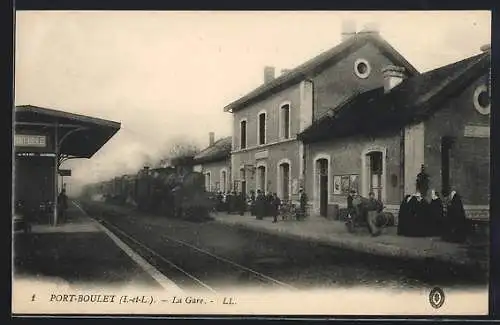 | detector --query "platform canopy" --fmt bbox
[15,105,121,158]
